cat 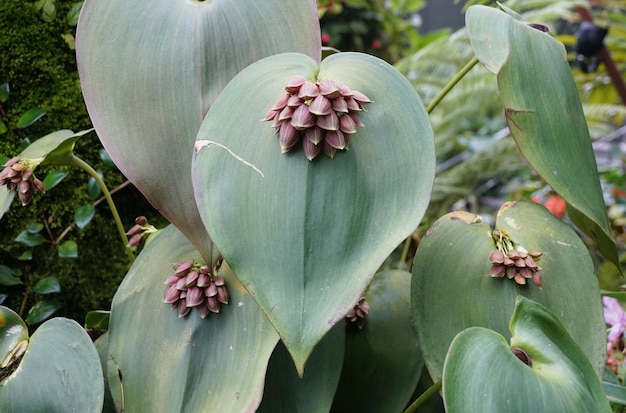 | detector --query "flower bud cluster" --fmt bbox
[163,261,229,319]
[0,157,44,205]
[126,216,158,250]
[263,75,372,161]
[489,248,543,287]
[344,296,369,329]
